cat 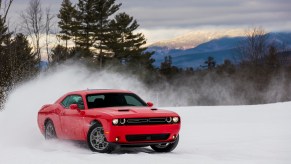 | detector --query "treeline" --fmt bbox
[152,28,291,105]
